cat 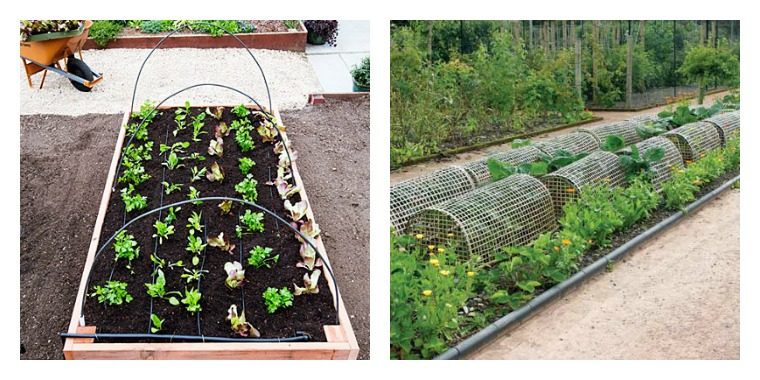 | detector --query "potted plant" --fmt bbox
[303,20,338,46]
[351,56,370,92]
